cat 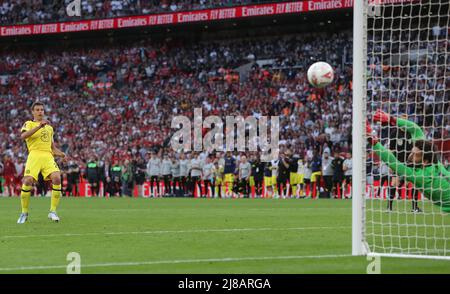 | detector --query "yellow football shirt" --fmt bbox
[21,120,53,153]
